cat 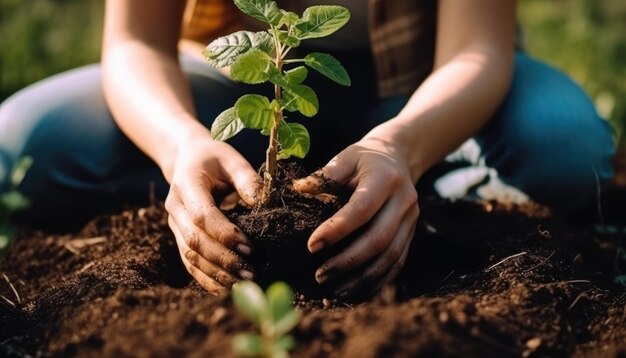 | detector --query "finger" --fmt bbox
[307,171,396,253]
[315,189,418,283]
[334,214,417,298]
[166,192,254,276]
[220,153,262,206]
[174,178,253,255]
[169,217,232,296]
[292,171,340,195]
